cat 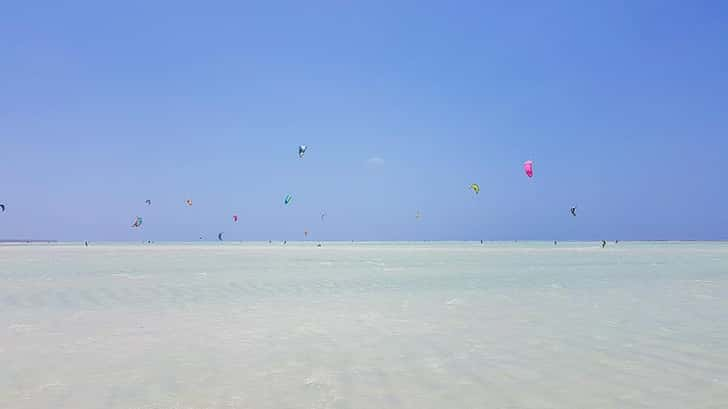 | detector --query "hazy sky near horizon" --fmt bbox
[1,1,727,241]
